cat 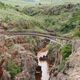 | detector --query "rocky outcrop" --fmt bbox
[0,31,37,80]
[10,44,37,80]
[50,47,80,80]
[0,59,11,80]
[35,38,50,52]
[15,70,30,80]
[0,69,11,80]
[0,43,37,80]
[47,44,61,67]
